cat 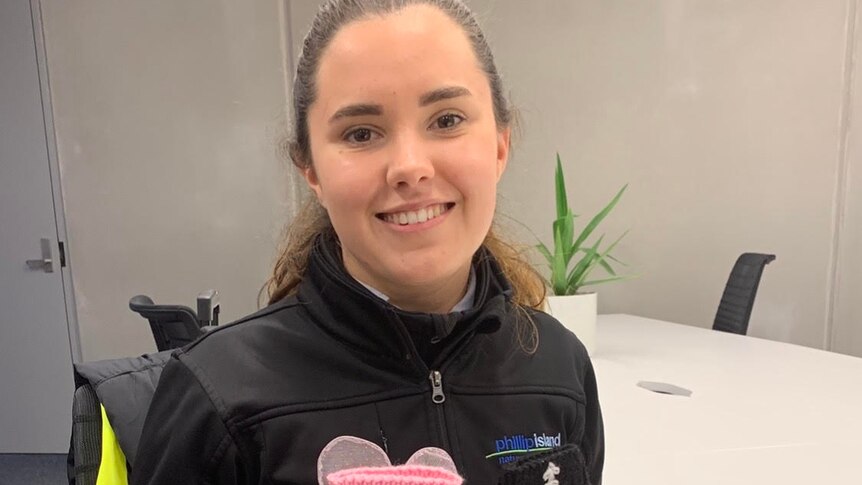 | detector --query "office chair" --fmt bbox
[68,384,101,485]
[128,290,220,352]
[713,253,776,335]
[68,351,172,485]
